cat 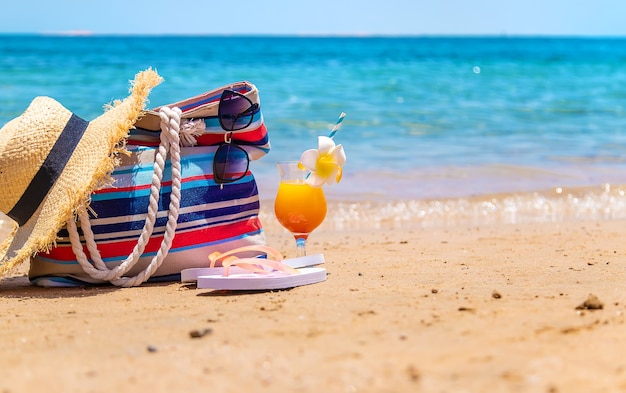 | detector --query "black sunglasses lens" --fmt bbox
[219,90,256,131]
[214,144,250,183]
